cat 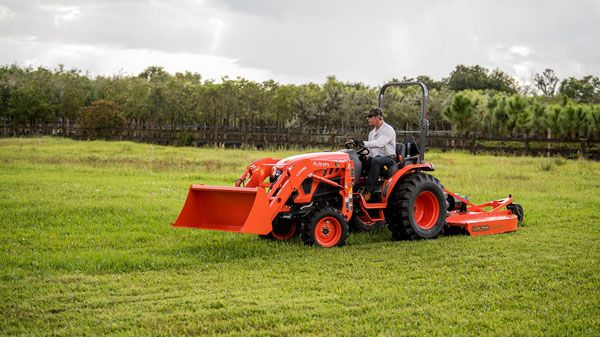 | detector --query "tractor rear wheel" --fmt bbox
[301,207,349,247]
[386,172,448,240]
